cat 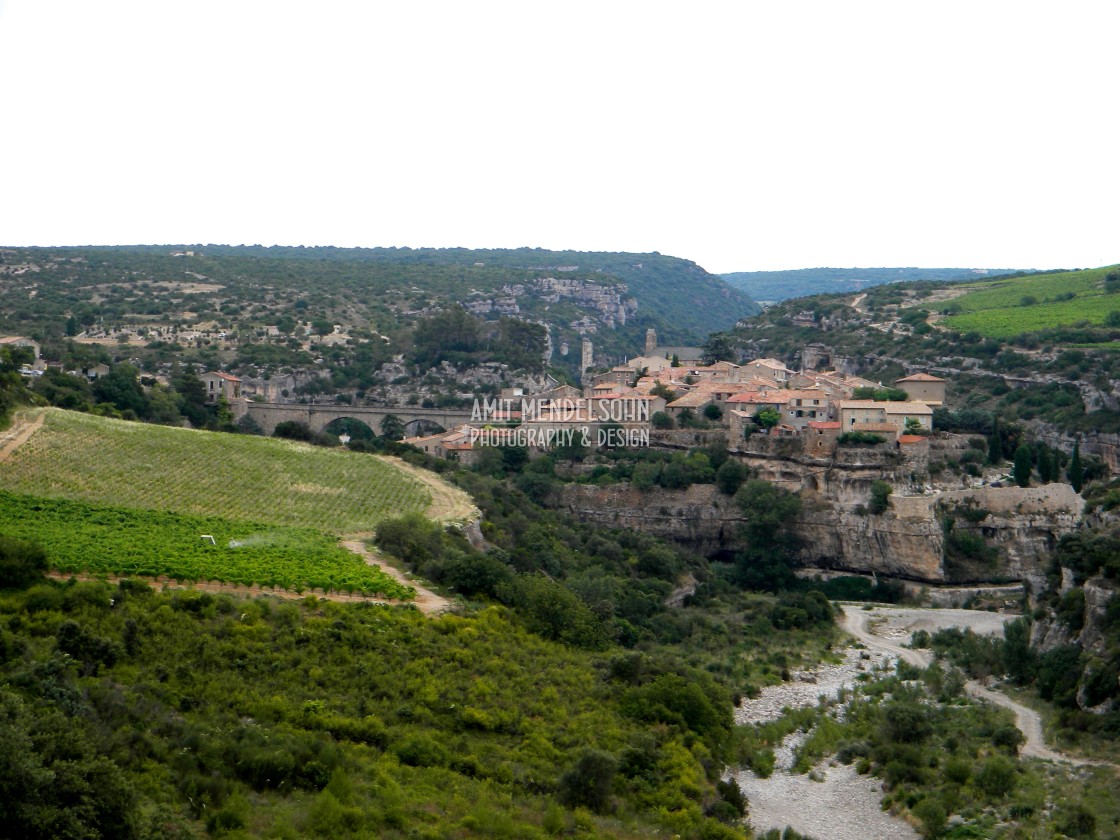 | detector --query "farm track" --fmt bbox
[340,536,451,615]
[377,455,479,523]
[0,409,44,462]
